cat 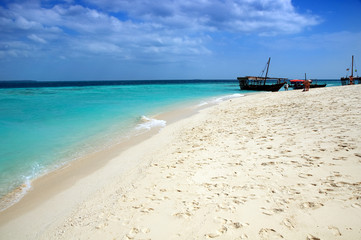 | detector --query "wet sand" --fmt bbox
[1,85,361,239]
